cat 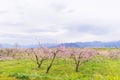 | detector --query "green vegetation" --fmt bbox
[0,56,120,80]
